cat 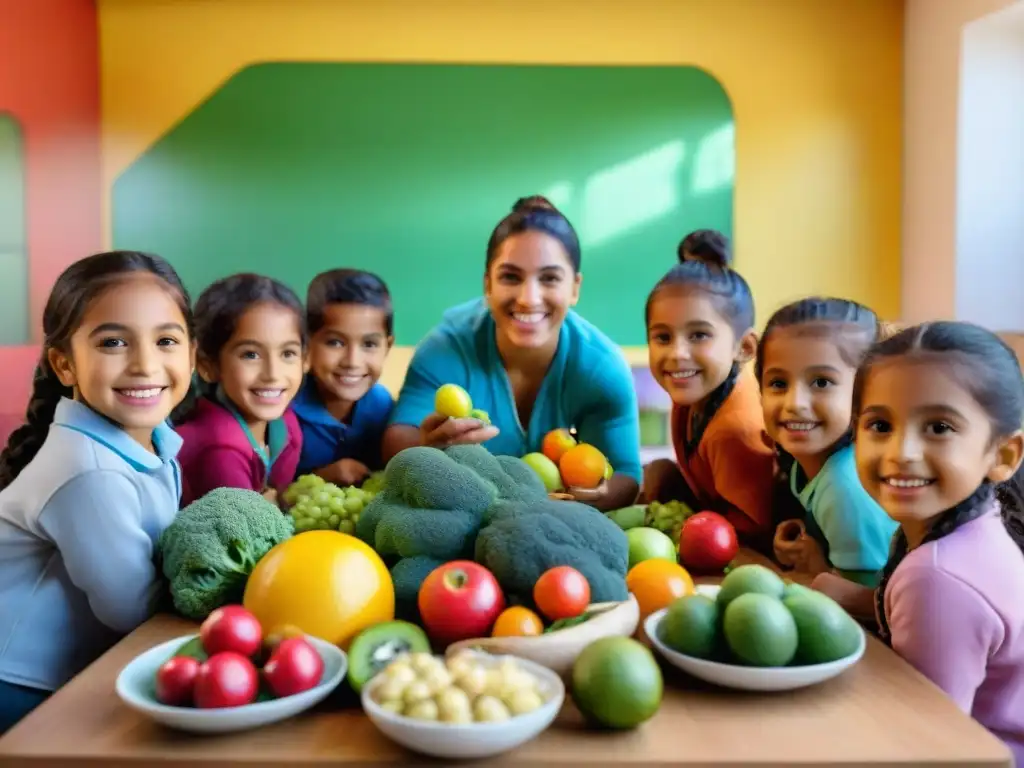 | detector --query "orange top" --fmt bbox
[671,371,775,539]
